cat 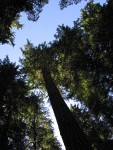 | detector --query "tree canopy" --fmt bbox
[0,0,92,44]
[0,57,61,150]
[0,0,48,44]
[1,0,113,149]
[21,1,113,149]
